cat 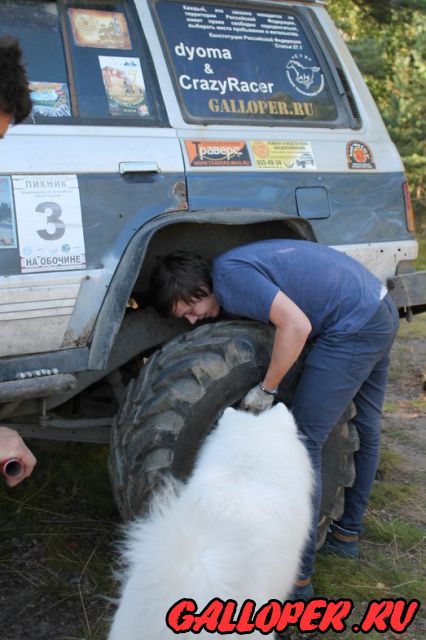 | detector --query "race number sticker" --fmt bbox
[250,140,316,170]
[12,175,86,273]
